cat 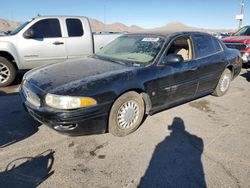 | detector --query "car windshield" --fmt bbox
[9,21,31,35]
[96,35,165,66]
[234,26,250,36]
